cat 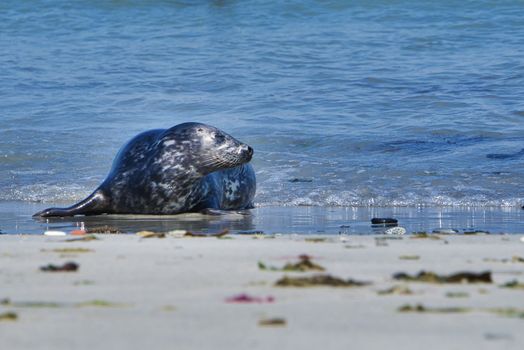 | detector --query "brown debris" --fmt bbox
[377,285,414,295]
[184,229,229,238]
[398,304,470,314]
[259,255,325,272]
[44,248,93,254]
[275,274,370,287]
[65,234,98,242]
[500,280,524,289]
[40,261,79,272]
[393,270,492,284]
[258,318,286,327]
[86,226,123,234]
[410,232,441,240]
[399,255,420,260]
[0,312,18,321]
[137,231,166,238]
[304,238,327,243]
